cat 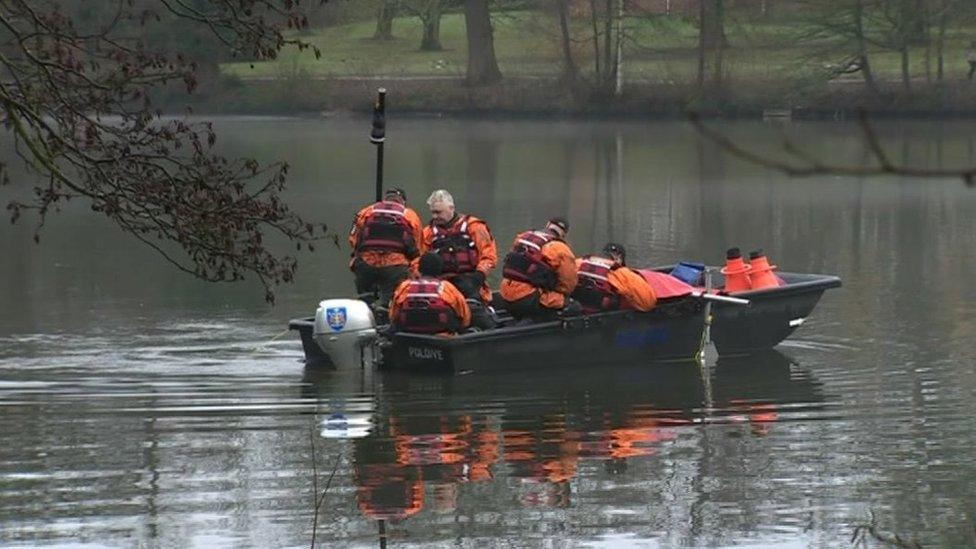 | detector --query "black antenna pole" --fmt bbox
[370,88,387,202]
